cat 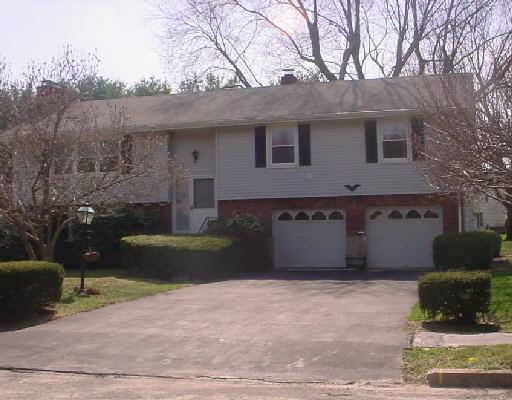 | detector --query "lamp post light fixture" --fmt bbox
[77,206,95,225]
[76,206,96,295]
[192,150,199,163]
